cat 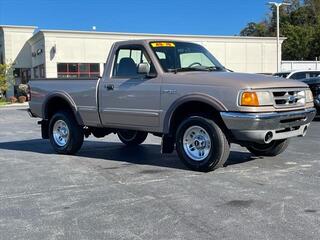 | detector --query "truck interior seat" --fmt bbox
[117,58,137,76]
